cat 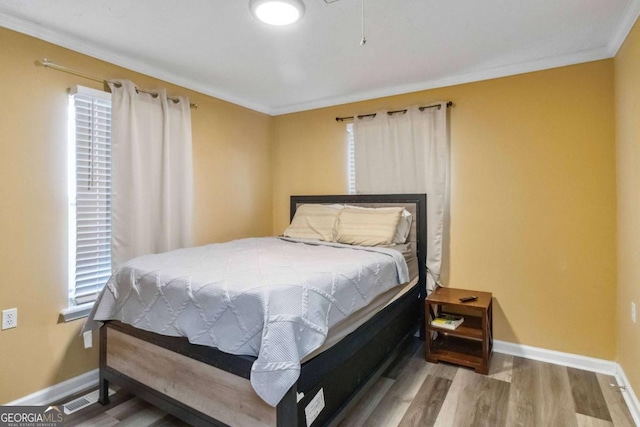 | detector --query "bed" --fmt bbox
[92,193,427,427]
